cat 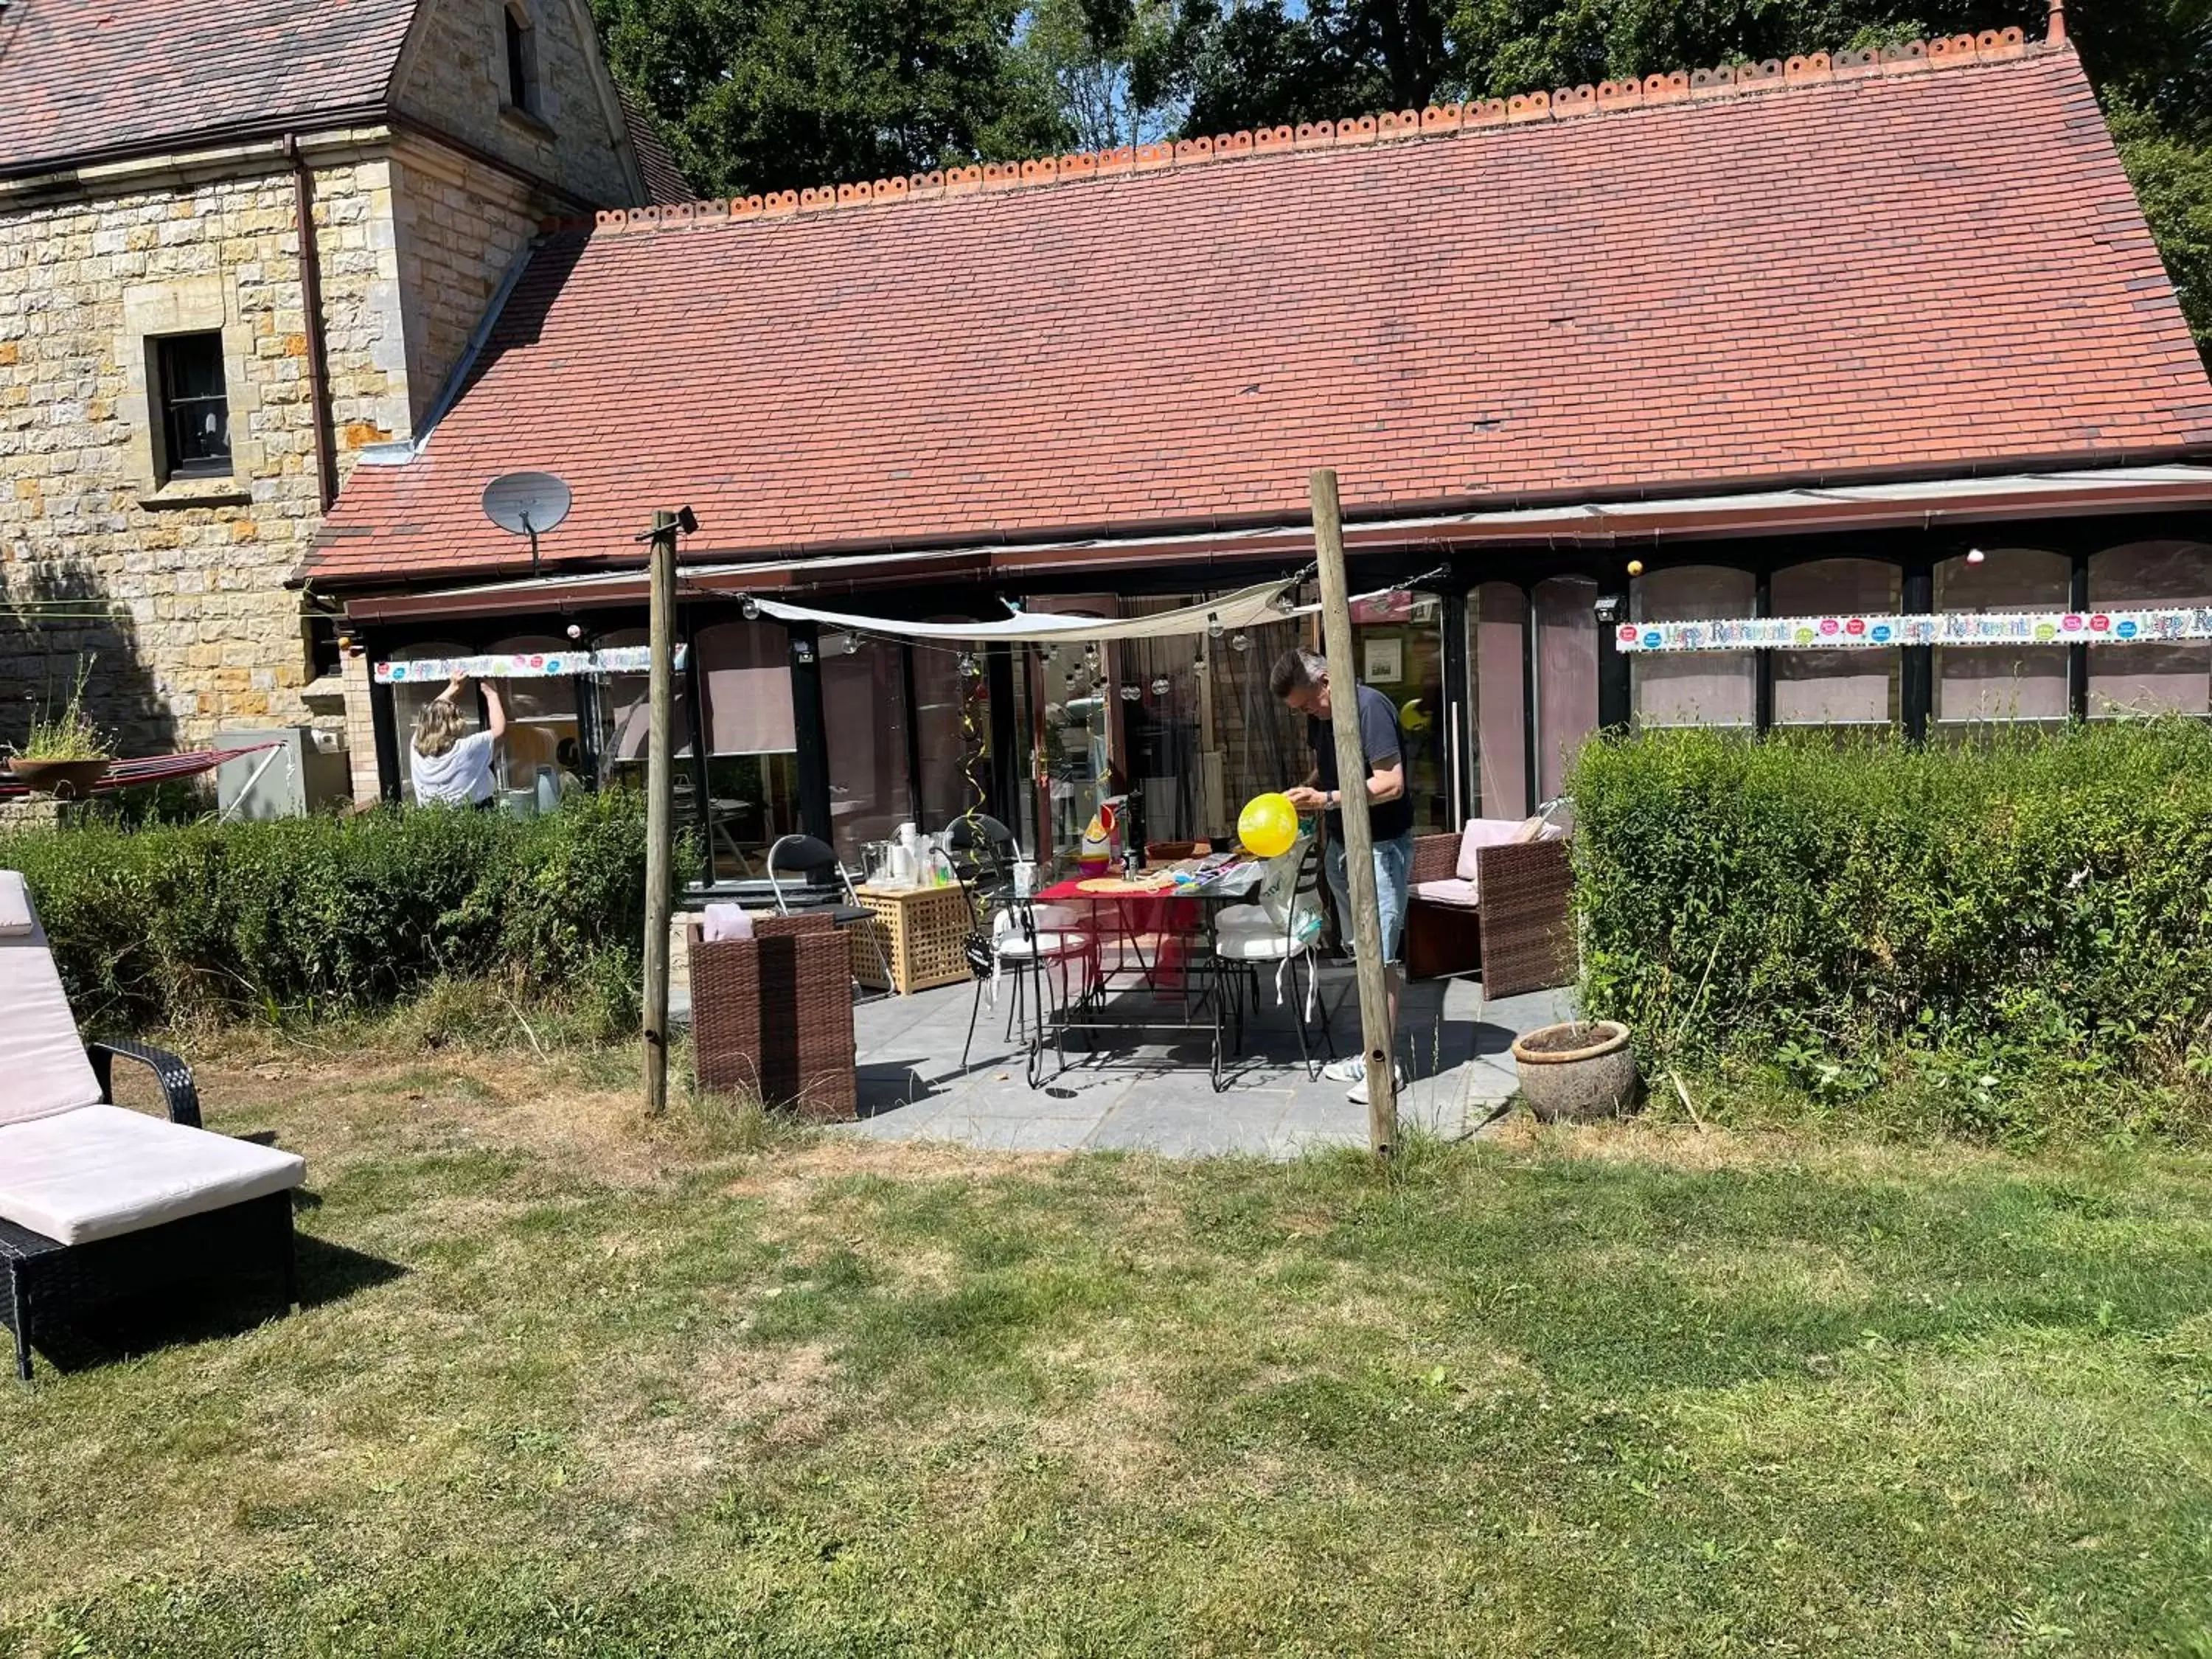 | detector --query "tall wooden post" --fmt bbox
[641,509,678,1113]
[1310,469,1397,1155]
